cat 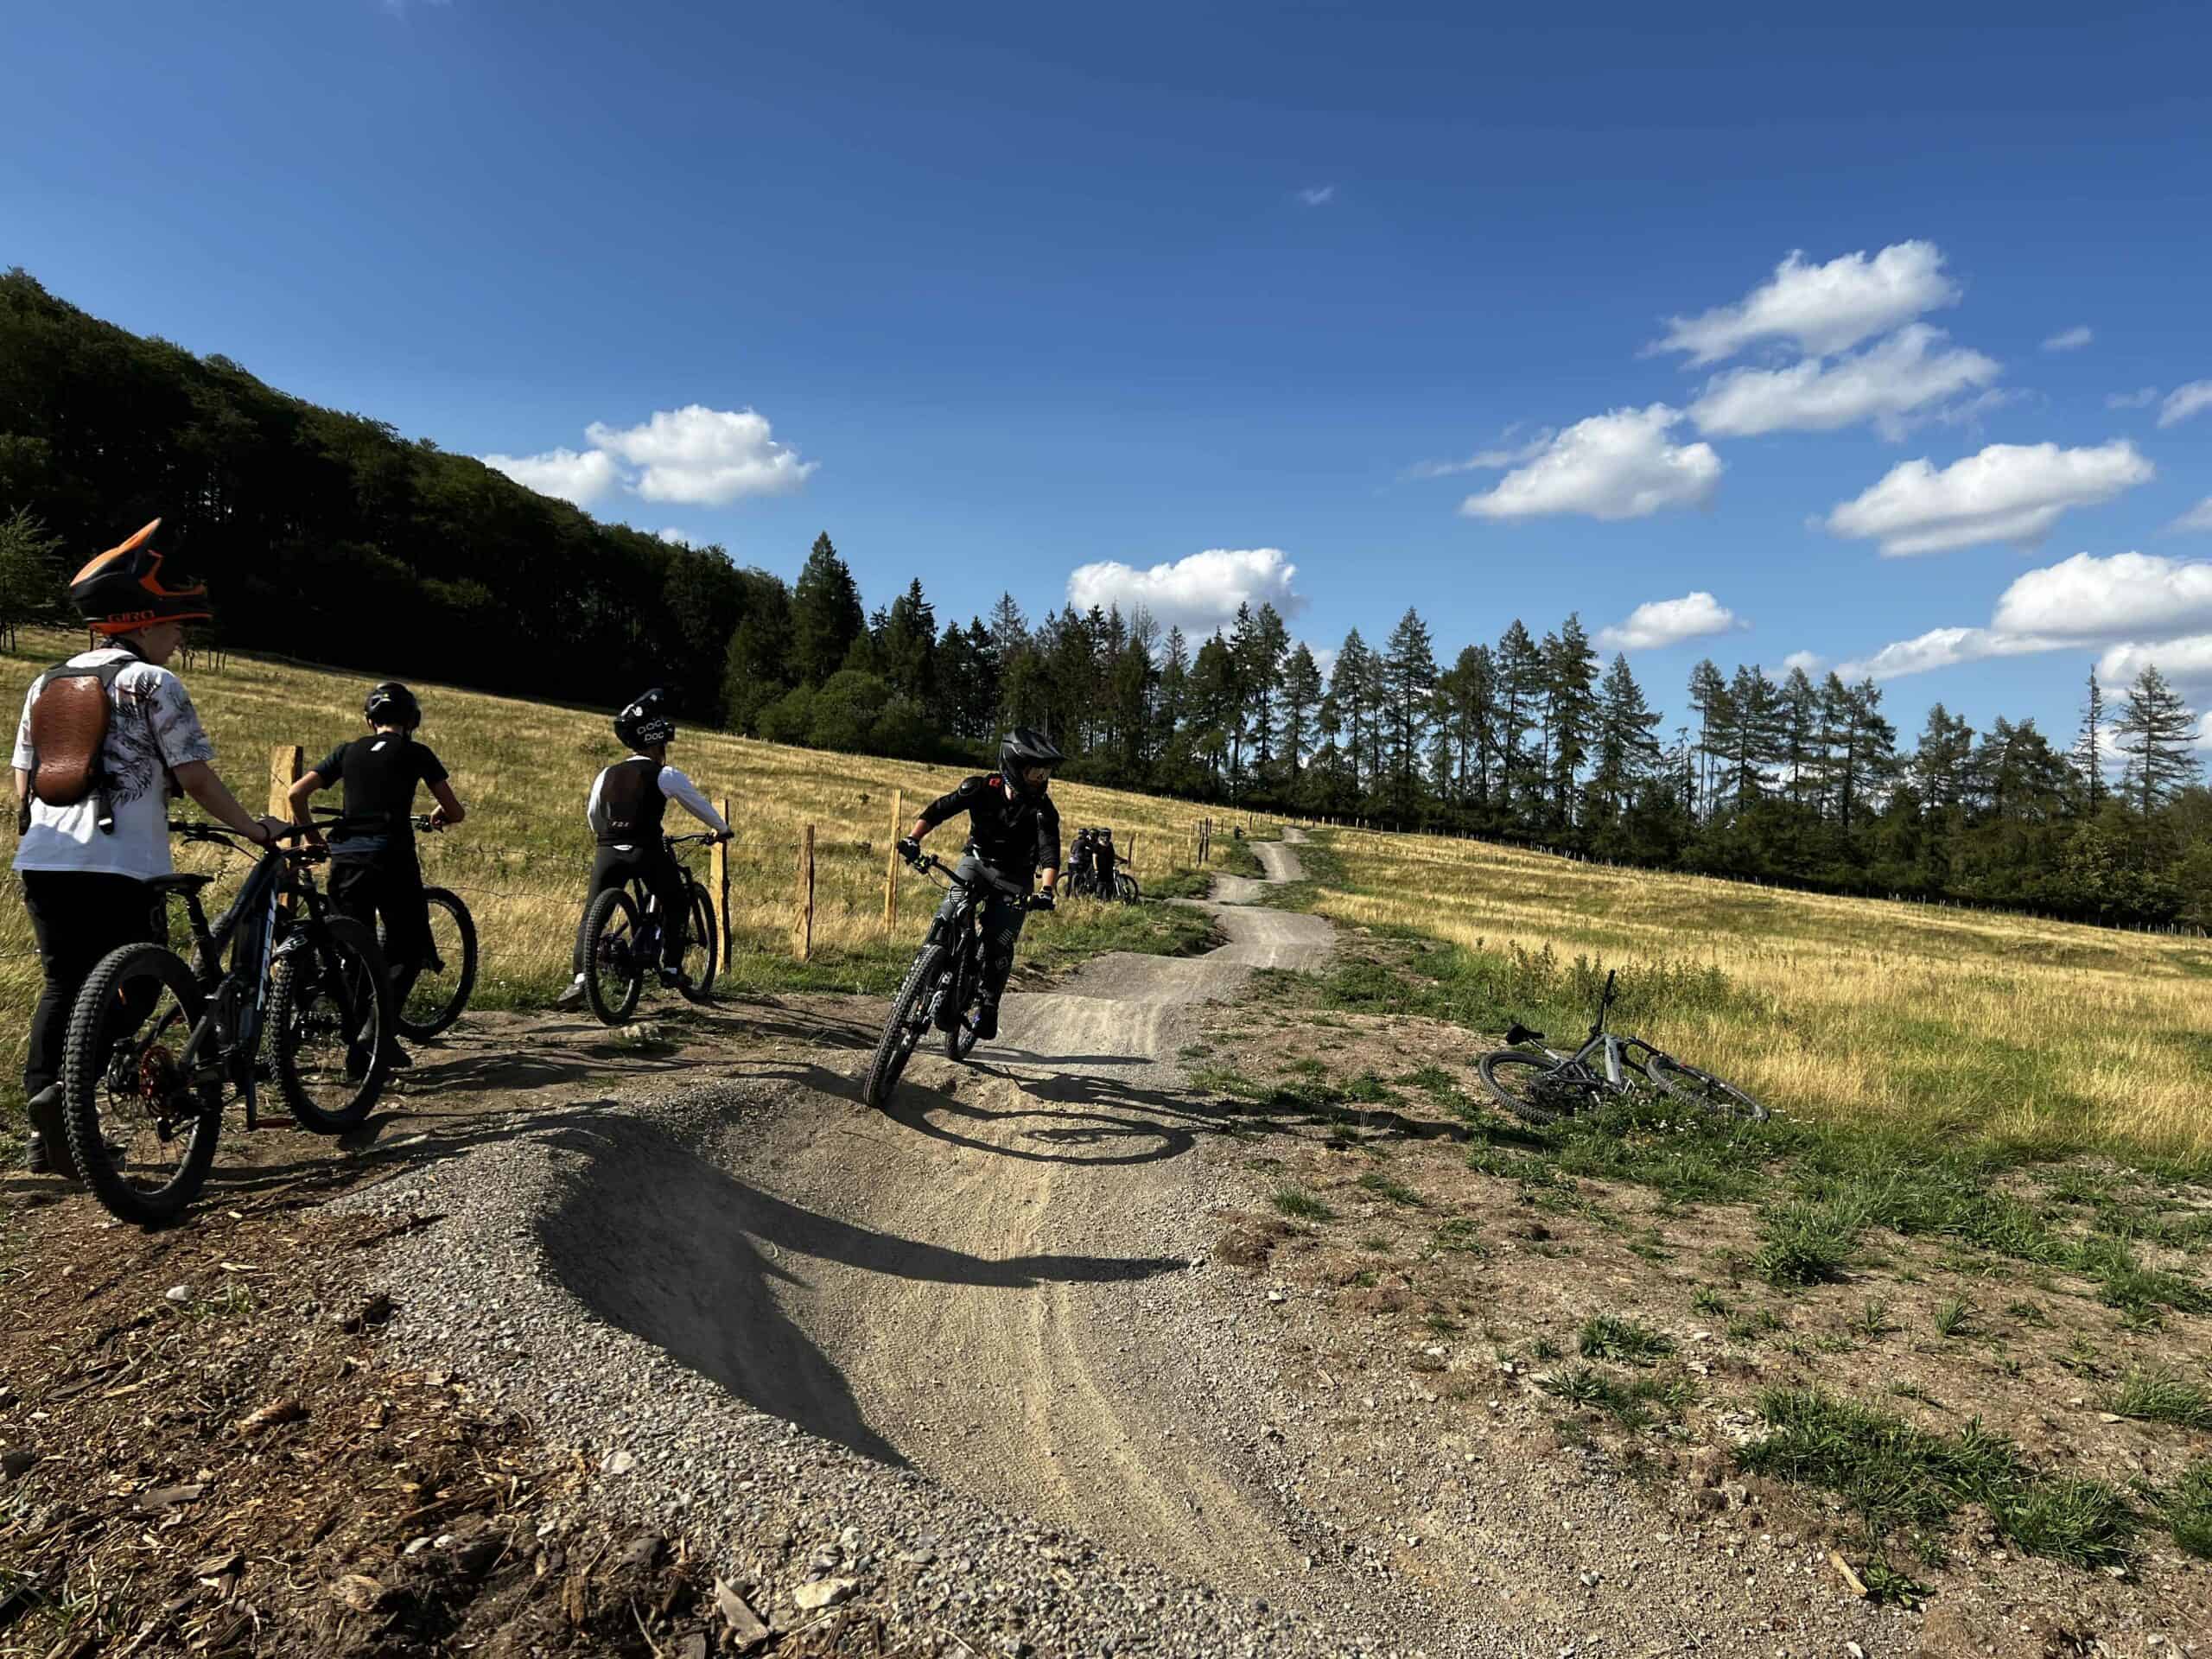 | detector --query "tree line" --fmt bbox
[3,267,2205,926]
